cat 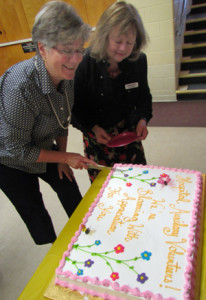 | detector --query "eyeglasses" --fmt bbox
[53,47,85,57]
